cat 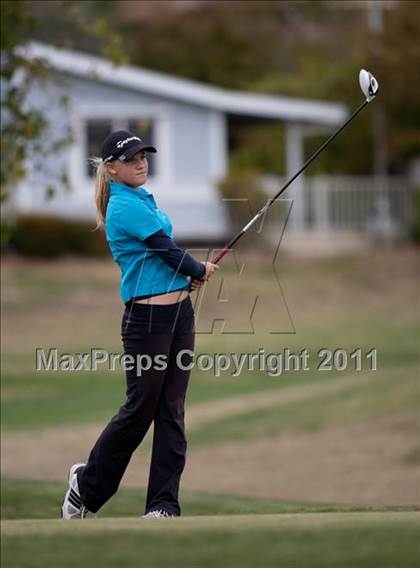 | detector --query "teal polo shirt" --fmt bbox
[105,181,189,304]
